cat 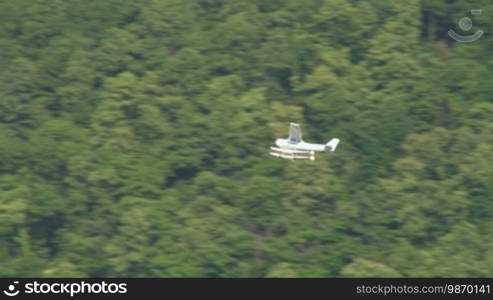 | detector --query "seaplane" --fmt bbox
[270,123,340,161]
